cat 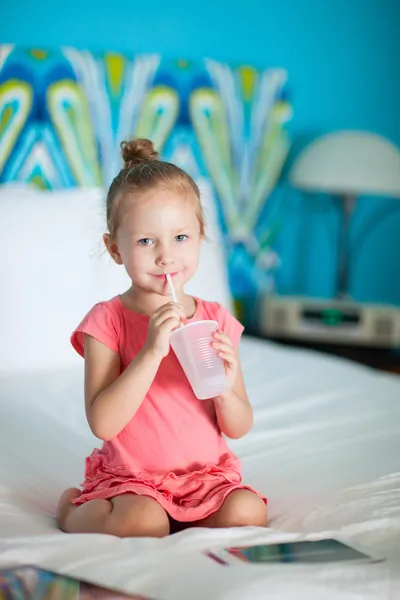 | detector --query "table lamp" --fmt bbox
[290,130,400,298]
[260,131,400,348]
